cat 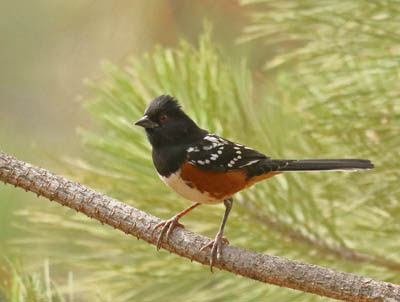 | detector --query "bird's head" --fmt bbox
[135,95,203,148]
